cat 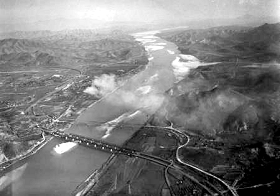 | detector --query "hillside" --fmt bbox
[0,30,148,167]
[150,23,280,195]
[0,32,148,71]
[159,23,280,62]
